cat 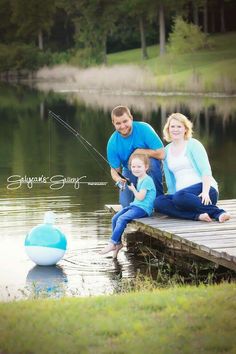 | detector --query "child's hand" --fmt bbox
[128,183,136,193]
